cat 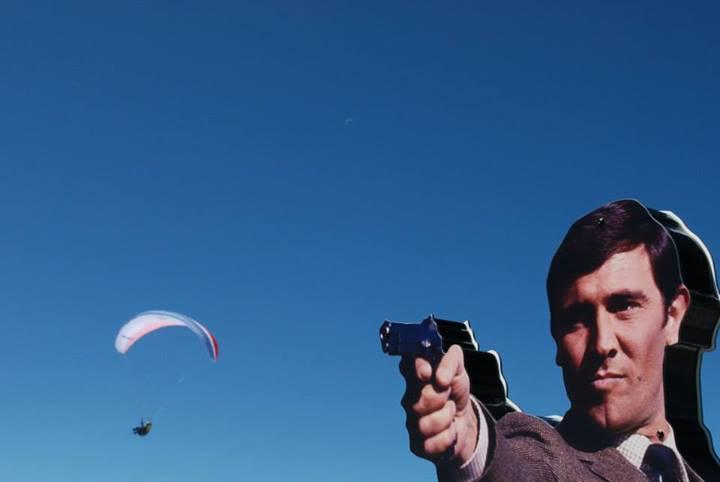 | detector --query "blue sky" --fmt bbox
[1,2,719,481]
